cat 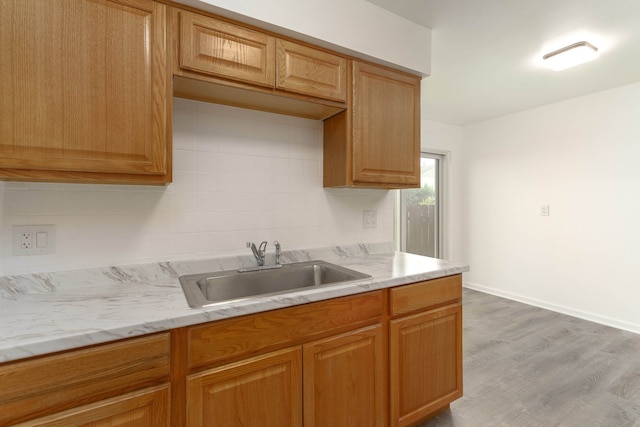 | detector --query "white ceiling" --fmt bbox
[367,0,640,125]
